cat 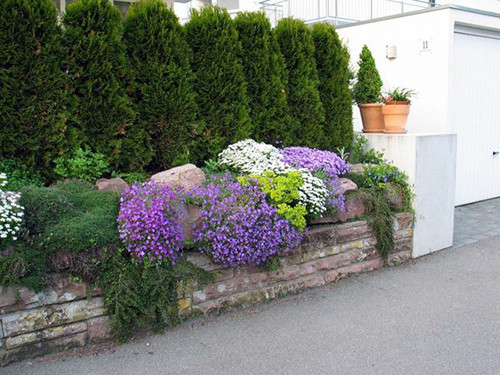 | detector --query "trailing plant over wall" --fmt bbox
[312,23,353,150]
[0,0,73,180]
[275,18,326,148]
[352,45,383,104]
[123,0,202,170]
[362,188,395,261]
[185,6,252,158]
[63,0,151,172]
[234,12,293,146]
[98,249,212,342]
